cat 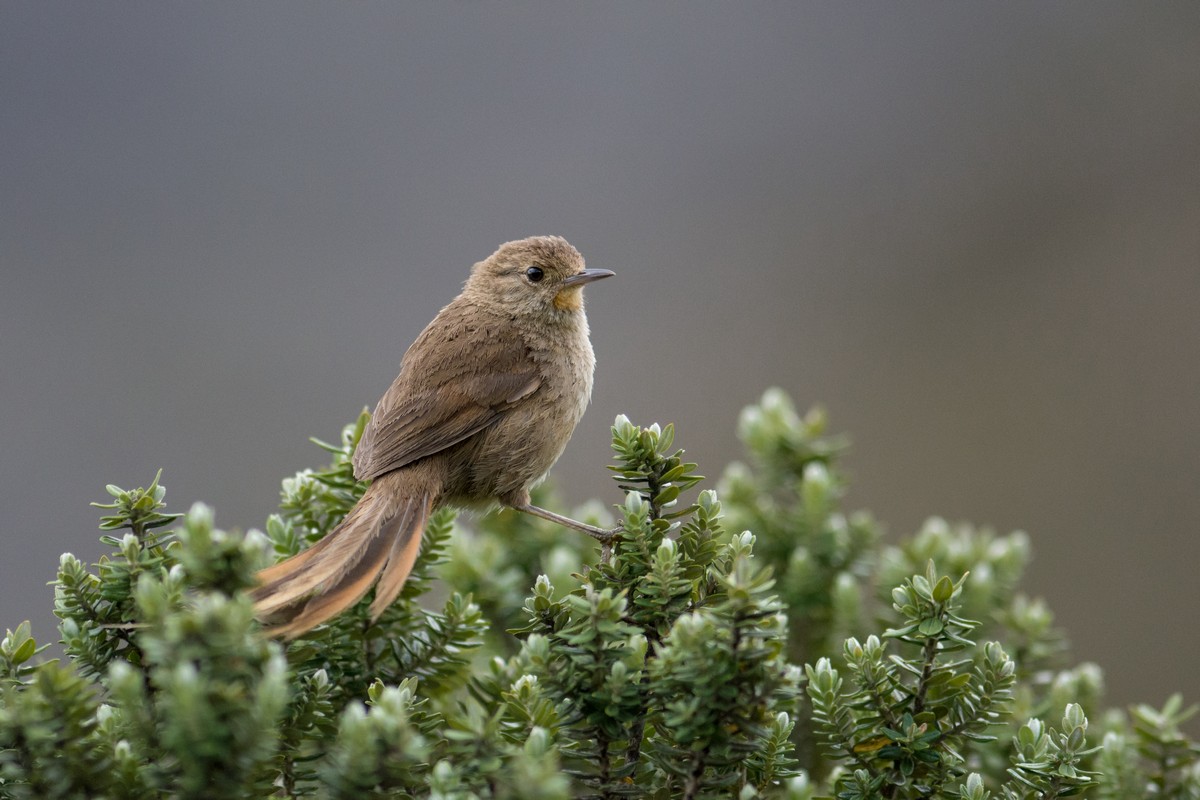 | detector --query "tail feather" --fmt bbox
[251,494,385,617]
[369,493,431,620]
[252,474,432,638]
[252,527,356,615]
[255,525,340,586]
[262,515,397,639]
